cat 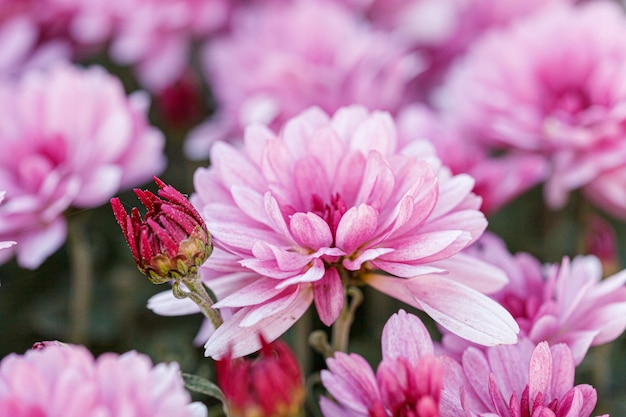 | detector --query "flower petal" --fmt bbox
[407,275,519,346]
[290,212,333,249]
[335,204,378,254]
[381,309,433,362]
[313,268,344,326]
[204,287,313,359]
